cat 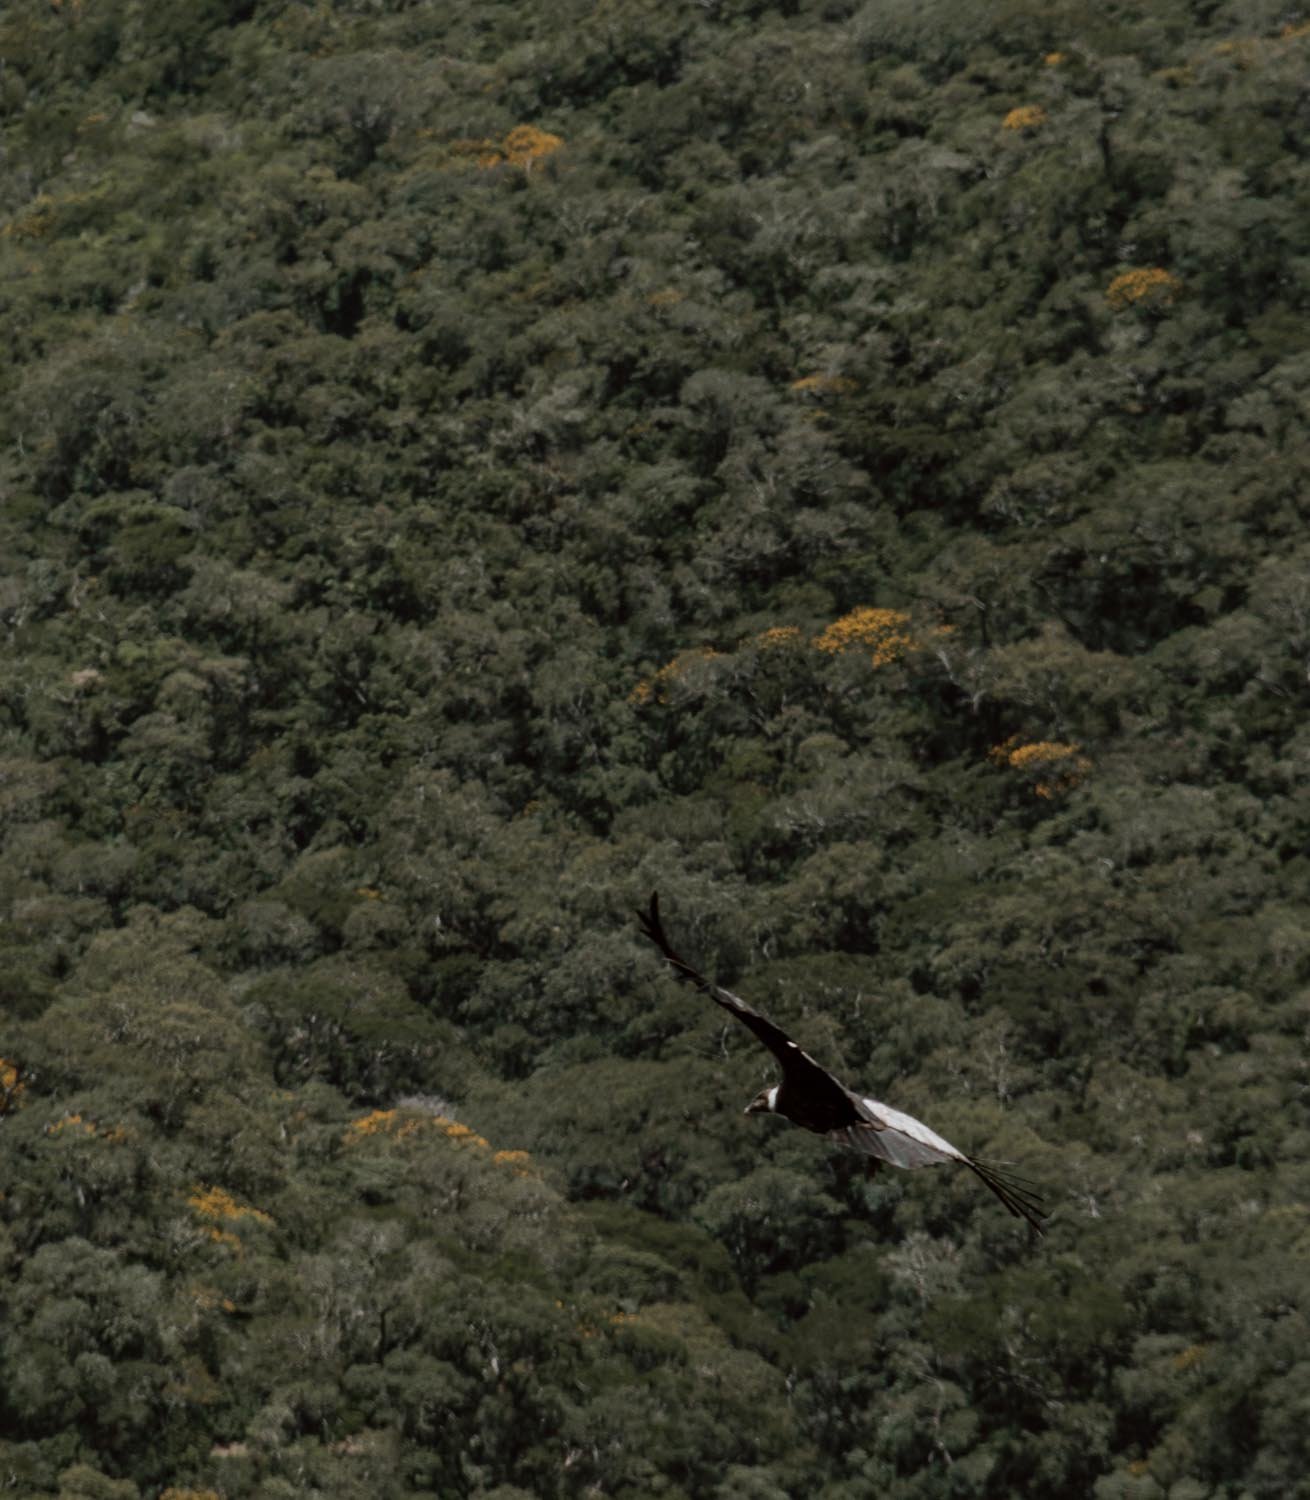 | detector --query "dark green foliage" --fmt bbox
[1,0,1308,1495]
